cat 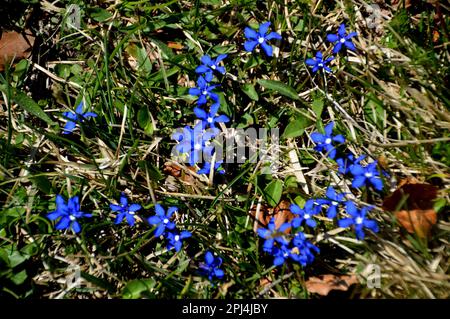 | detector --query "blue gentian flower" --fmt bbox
[147,204,177,237]
[189,76,219,106]
[46,195,92,233]
[62,102,97,134]
[336,153,365,174]
[290,232,320,266]
[175,122,219,166]
[199,251,224,281]
[316,186,346,218]
[271,244,293,267]
[290,200,320,228]
[244,21,282,57]
[166,230,192,252]
[350,160,383,191]
[195,54,227,82]
[327,23,358,54]
[110,193,142,227]
[257,217,291,253]
[305,51,334,74]
[194,102,229,129]
[338,202,379,240]
[310,122,345,159]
